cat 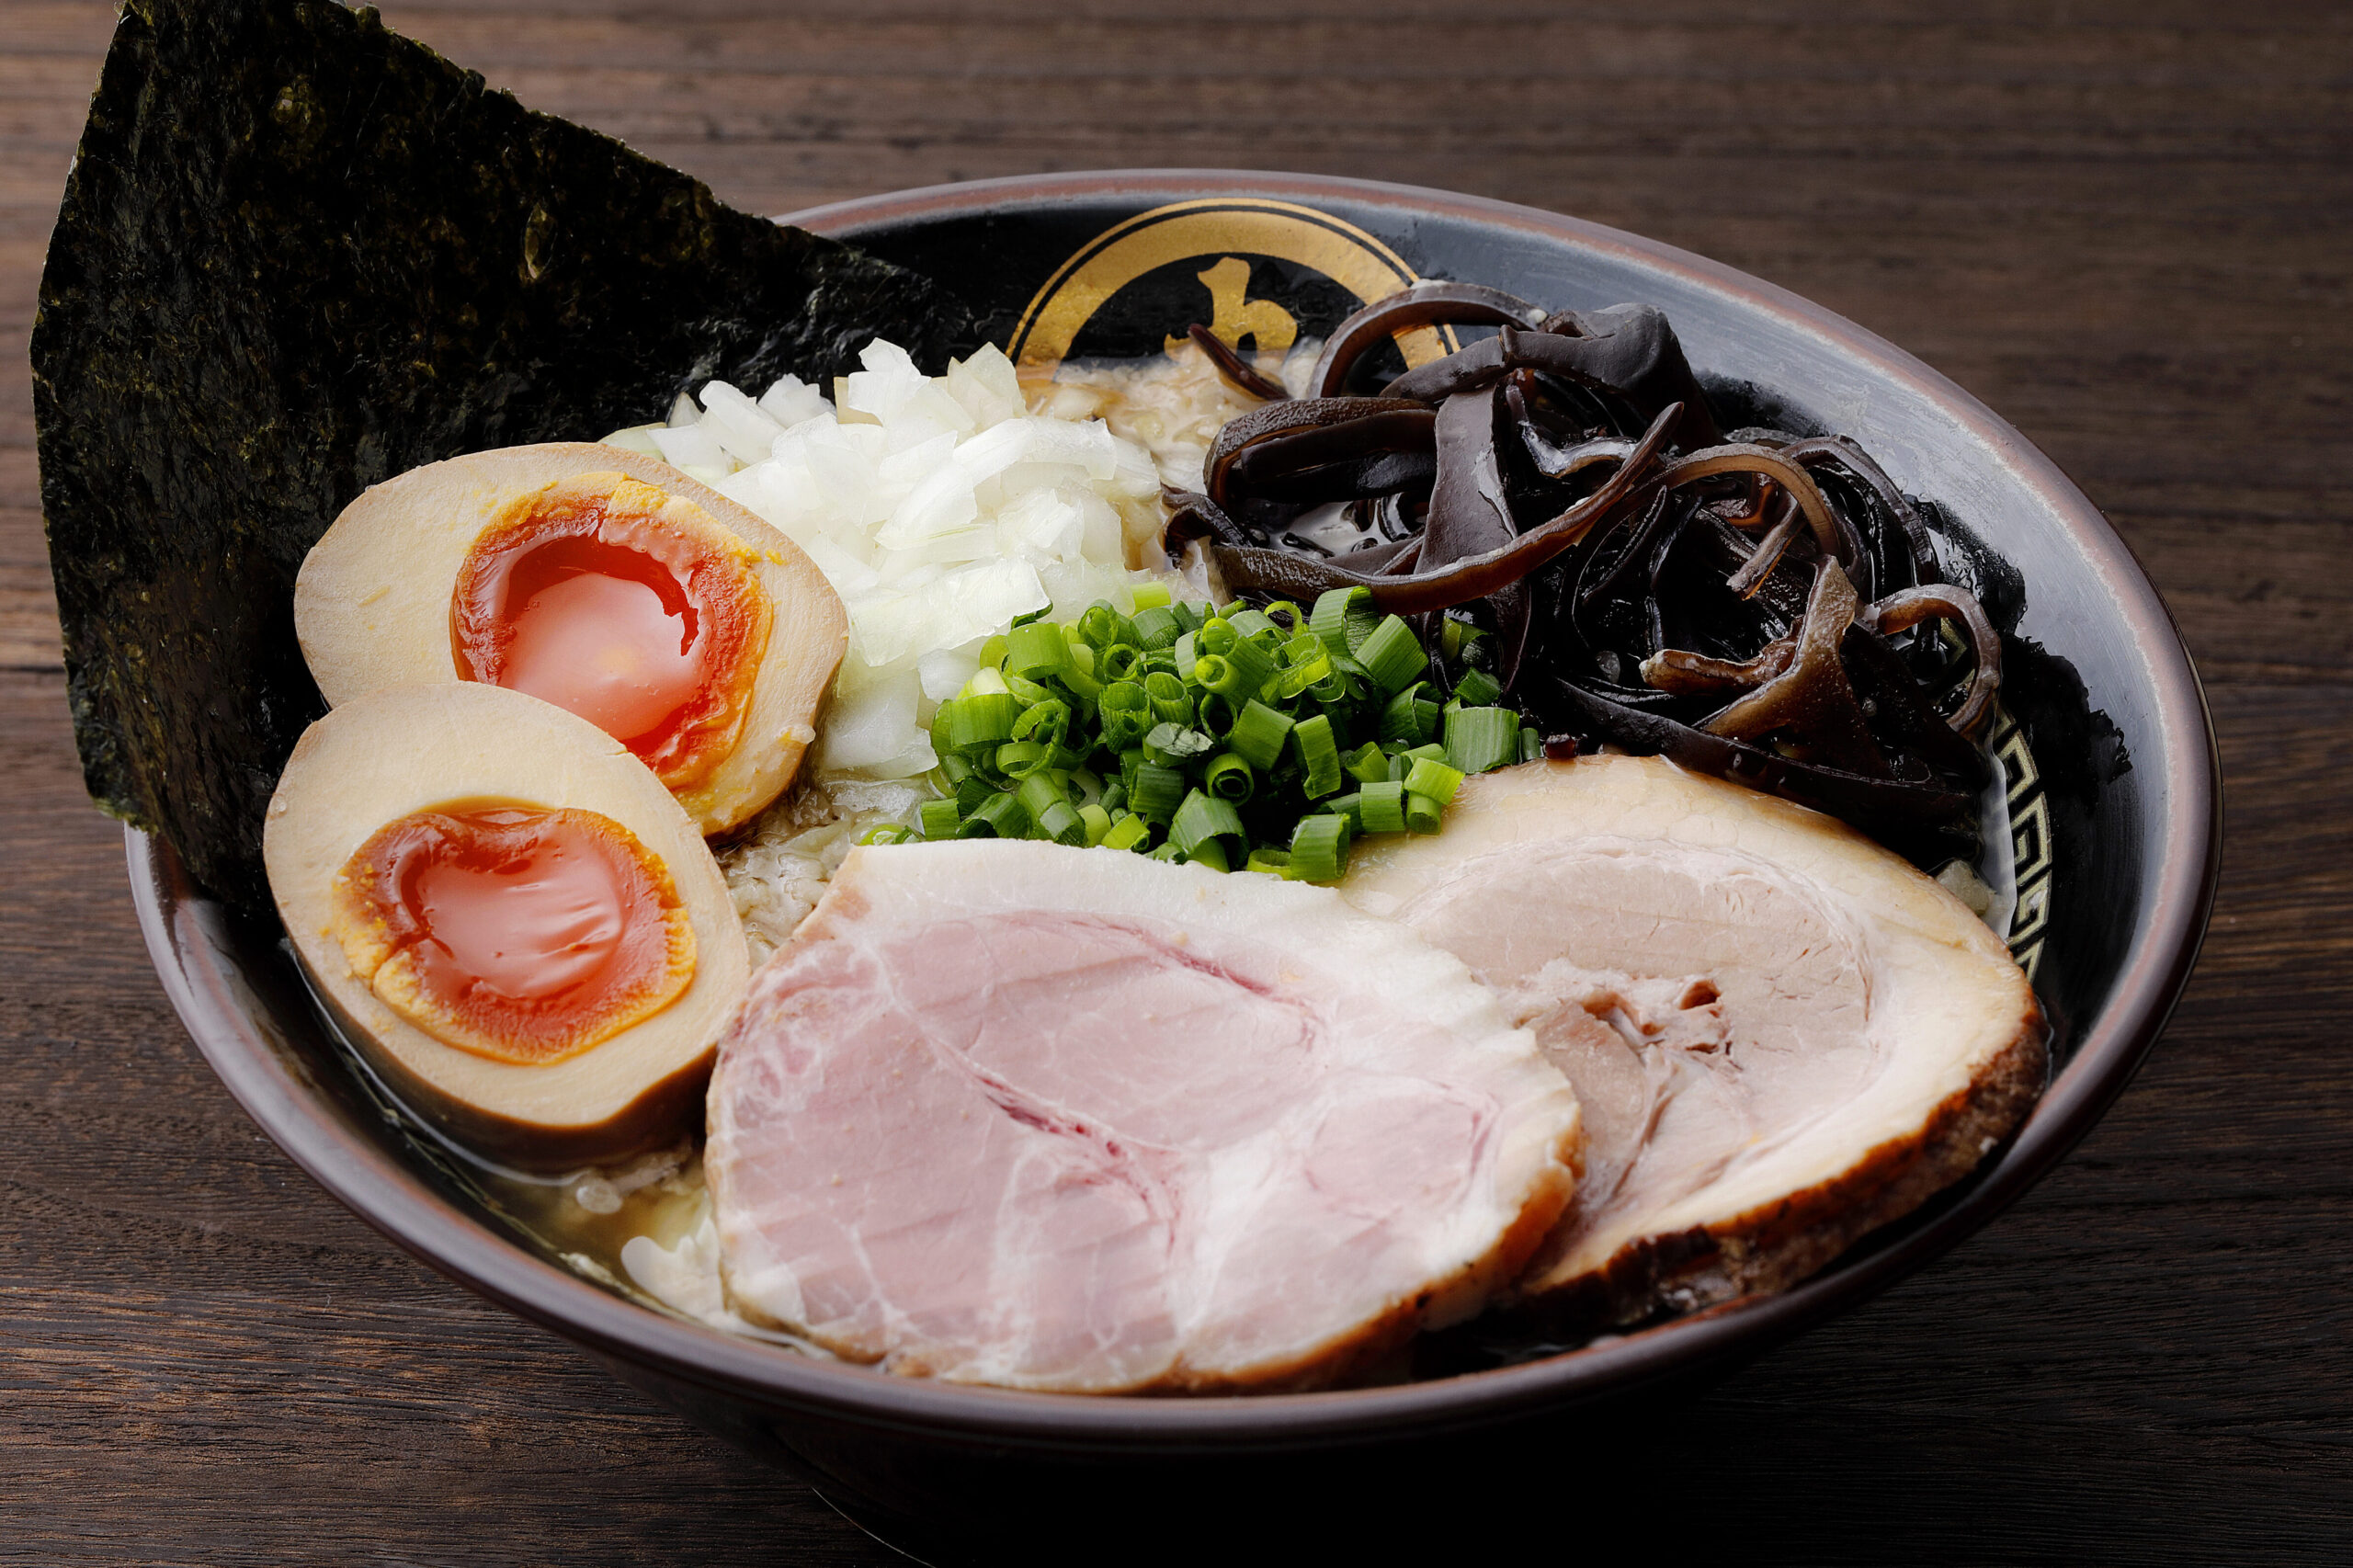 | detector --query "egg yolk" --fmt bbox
[450,475,771,794]
[330,801,697,1066]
